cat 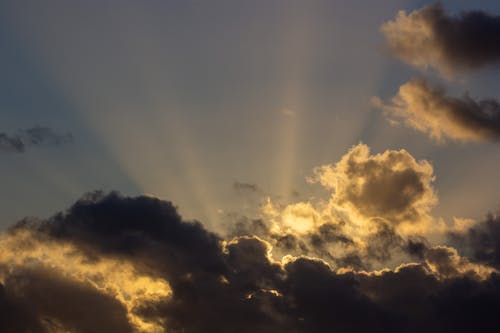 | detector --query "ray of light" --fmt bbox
[3,1,221,224]
[274,2,314,202]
